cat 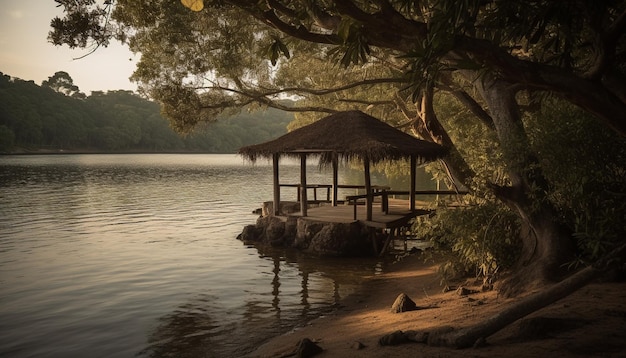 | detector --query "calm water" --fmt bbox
[0,154,395,358]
